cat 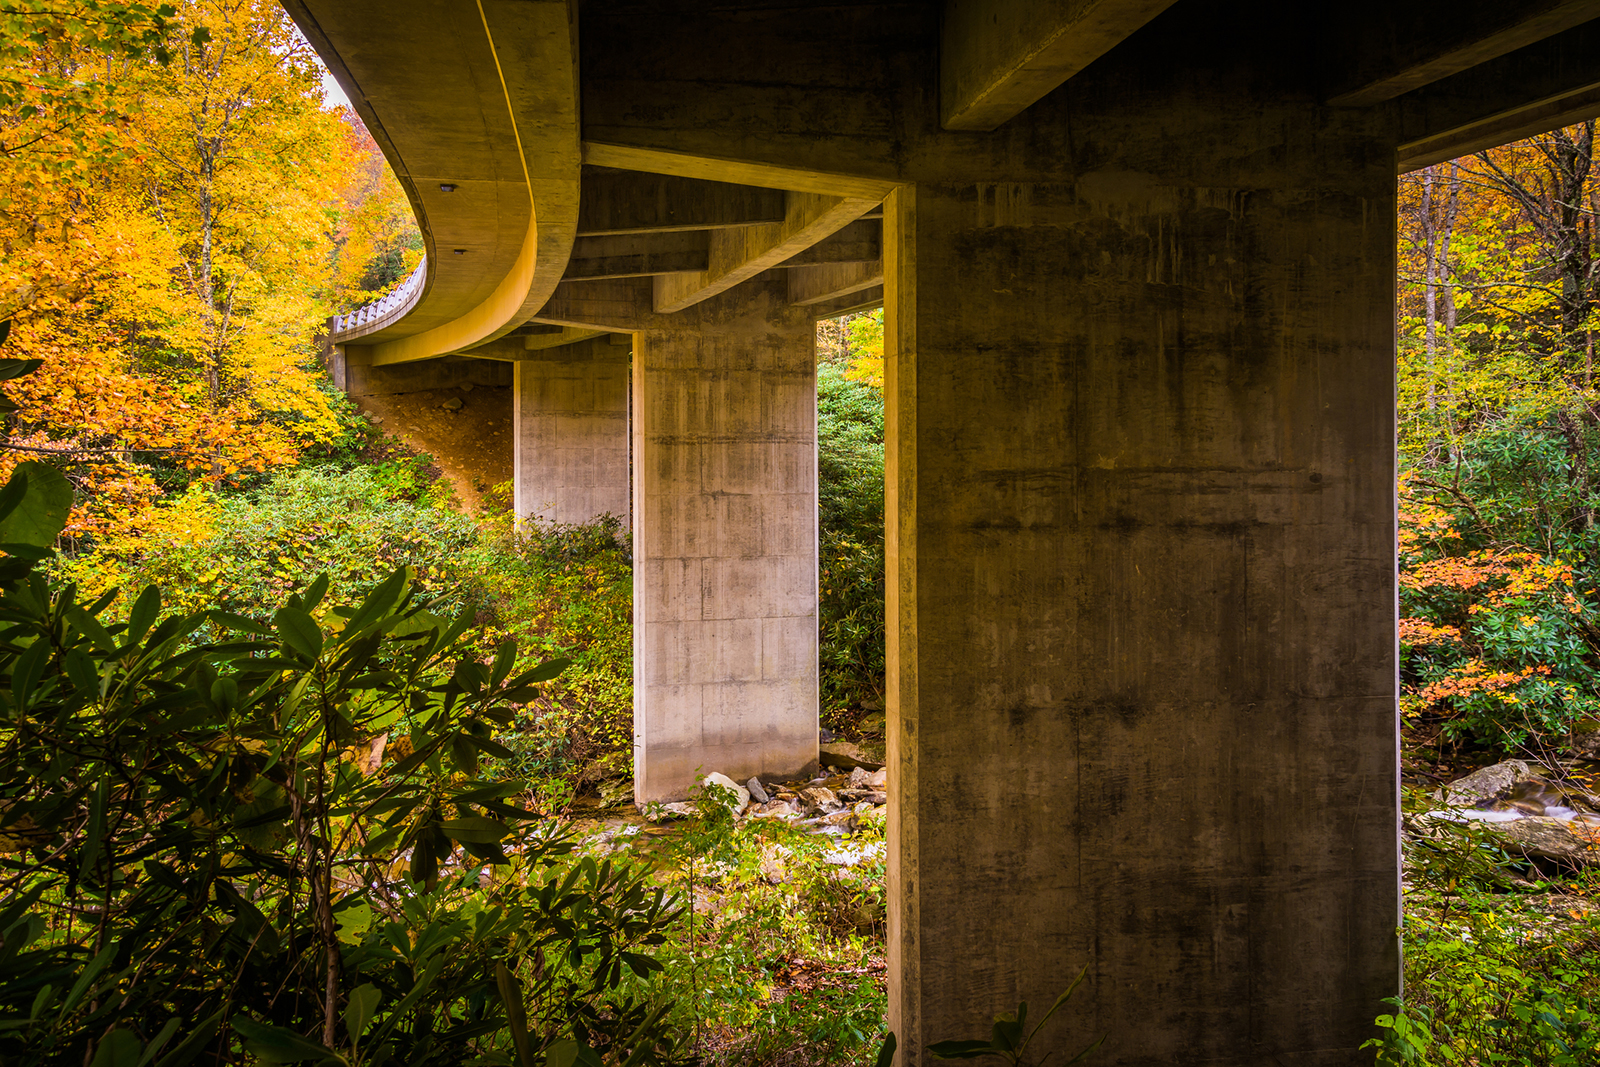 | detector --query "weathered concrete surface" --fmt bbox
[331,345,512,397]
[880,19,1398,1067]
[632,277,818,803]
[513,337,630,527]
